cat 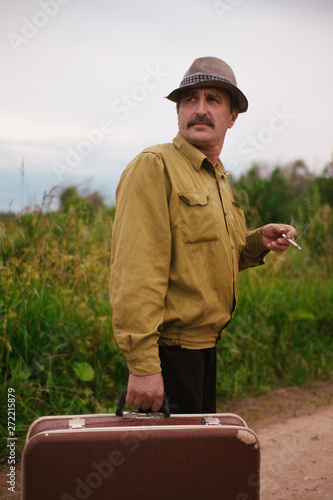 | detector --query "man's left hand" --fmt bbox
[262,224,297,254]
